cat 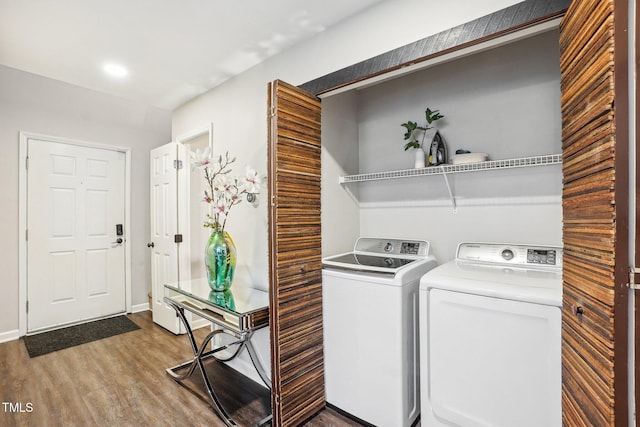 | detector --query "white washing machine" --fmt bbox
[323,237,438,427]
[419,242,562,427]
